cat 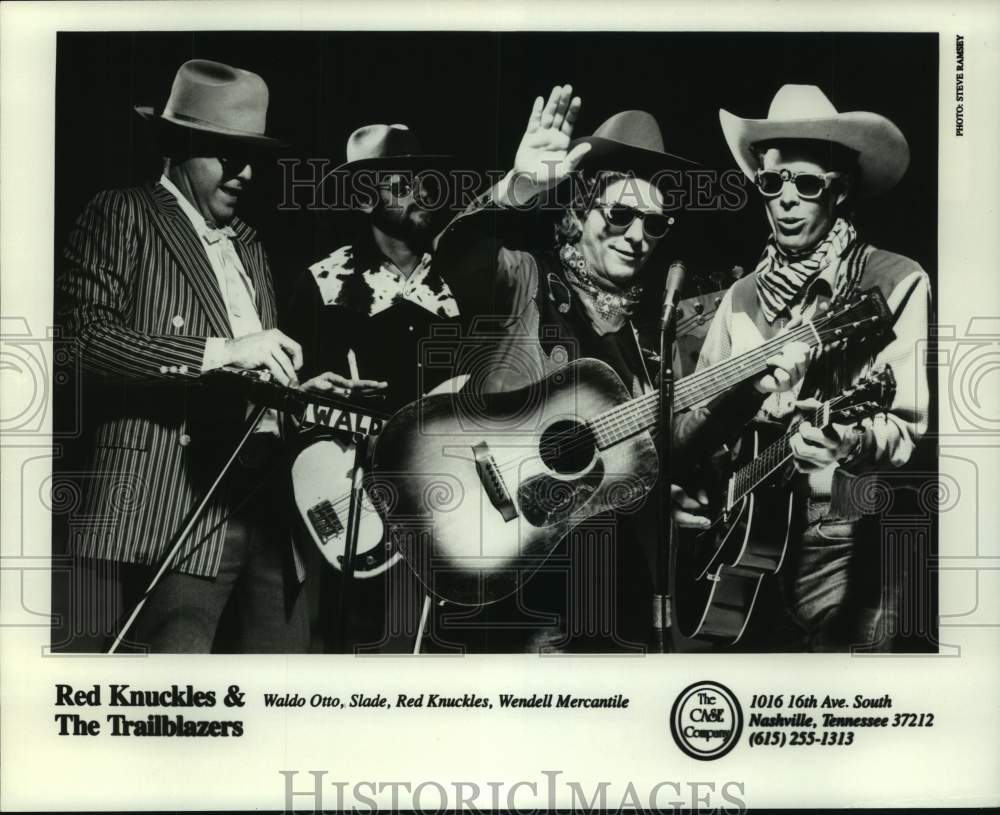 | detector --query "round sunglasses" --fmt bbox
[377,175,441,203]
[595,202,674,238]
[754,168,841,200]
